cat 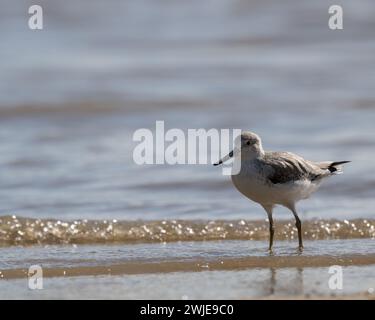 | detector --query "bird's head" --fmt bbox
[214,131,264,166]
